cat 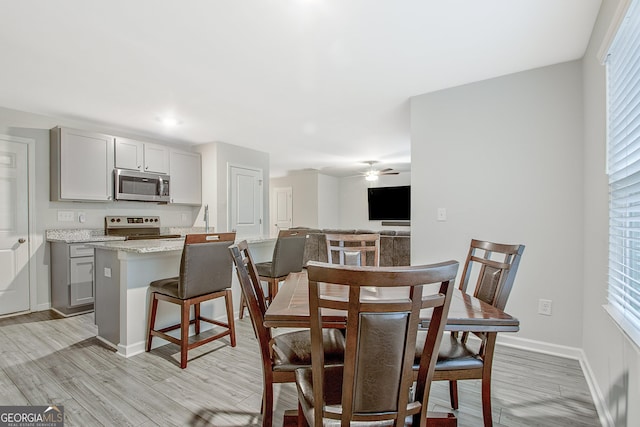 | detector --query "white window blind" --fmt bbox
[607,0,640,347]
